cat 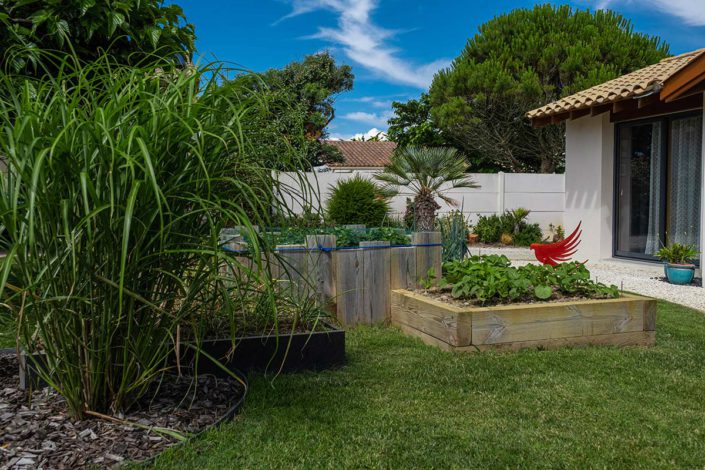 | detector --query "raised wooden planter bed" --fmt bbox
[391,290,656,352]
